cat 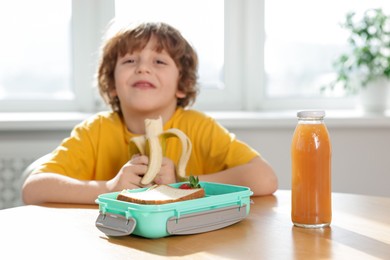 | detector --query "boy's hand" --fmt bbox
[106,154,151,192]
[106,154,176,192]
[153,157,176,185]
